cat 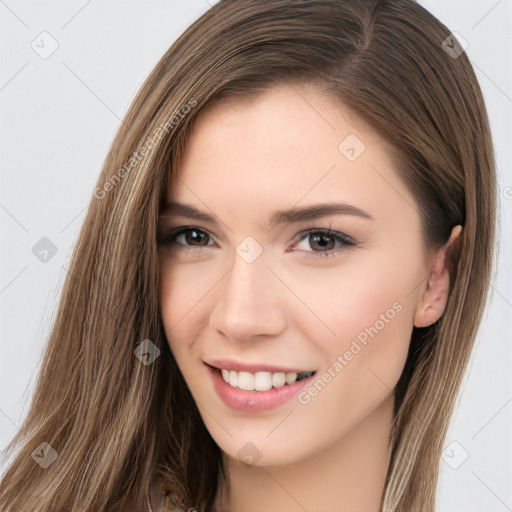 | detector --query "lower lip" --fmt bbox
[206,364,315,412]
